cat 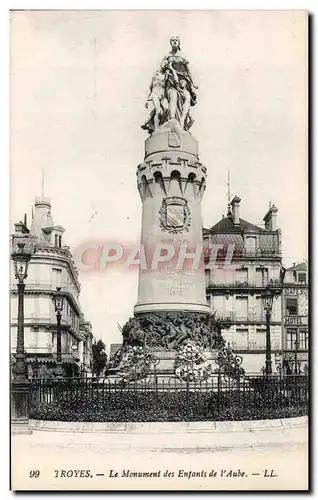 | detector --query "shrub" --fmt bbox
[29,385,308,422]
